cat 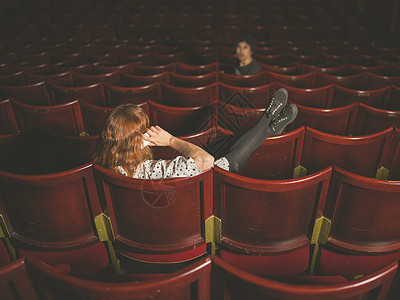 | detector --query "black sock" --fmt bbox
[223,112,274,172]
